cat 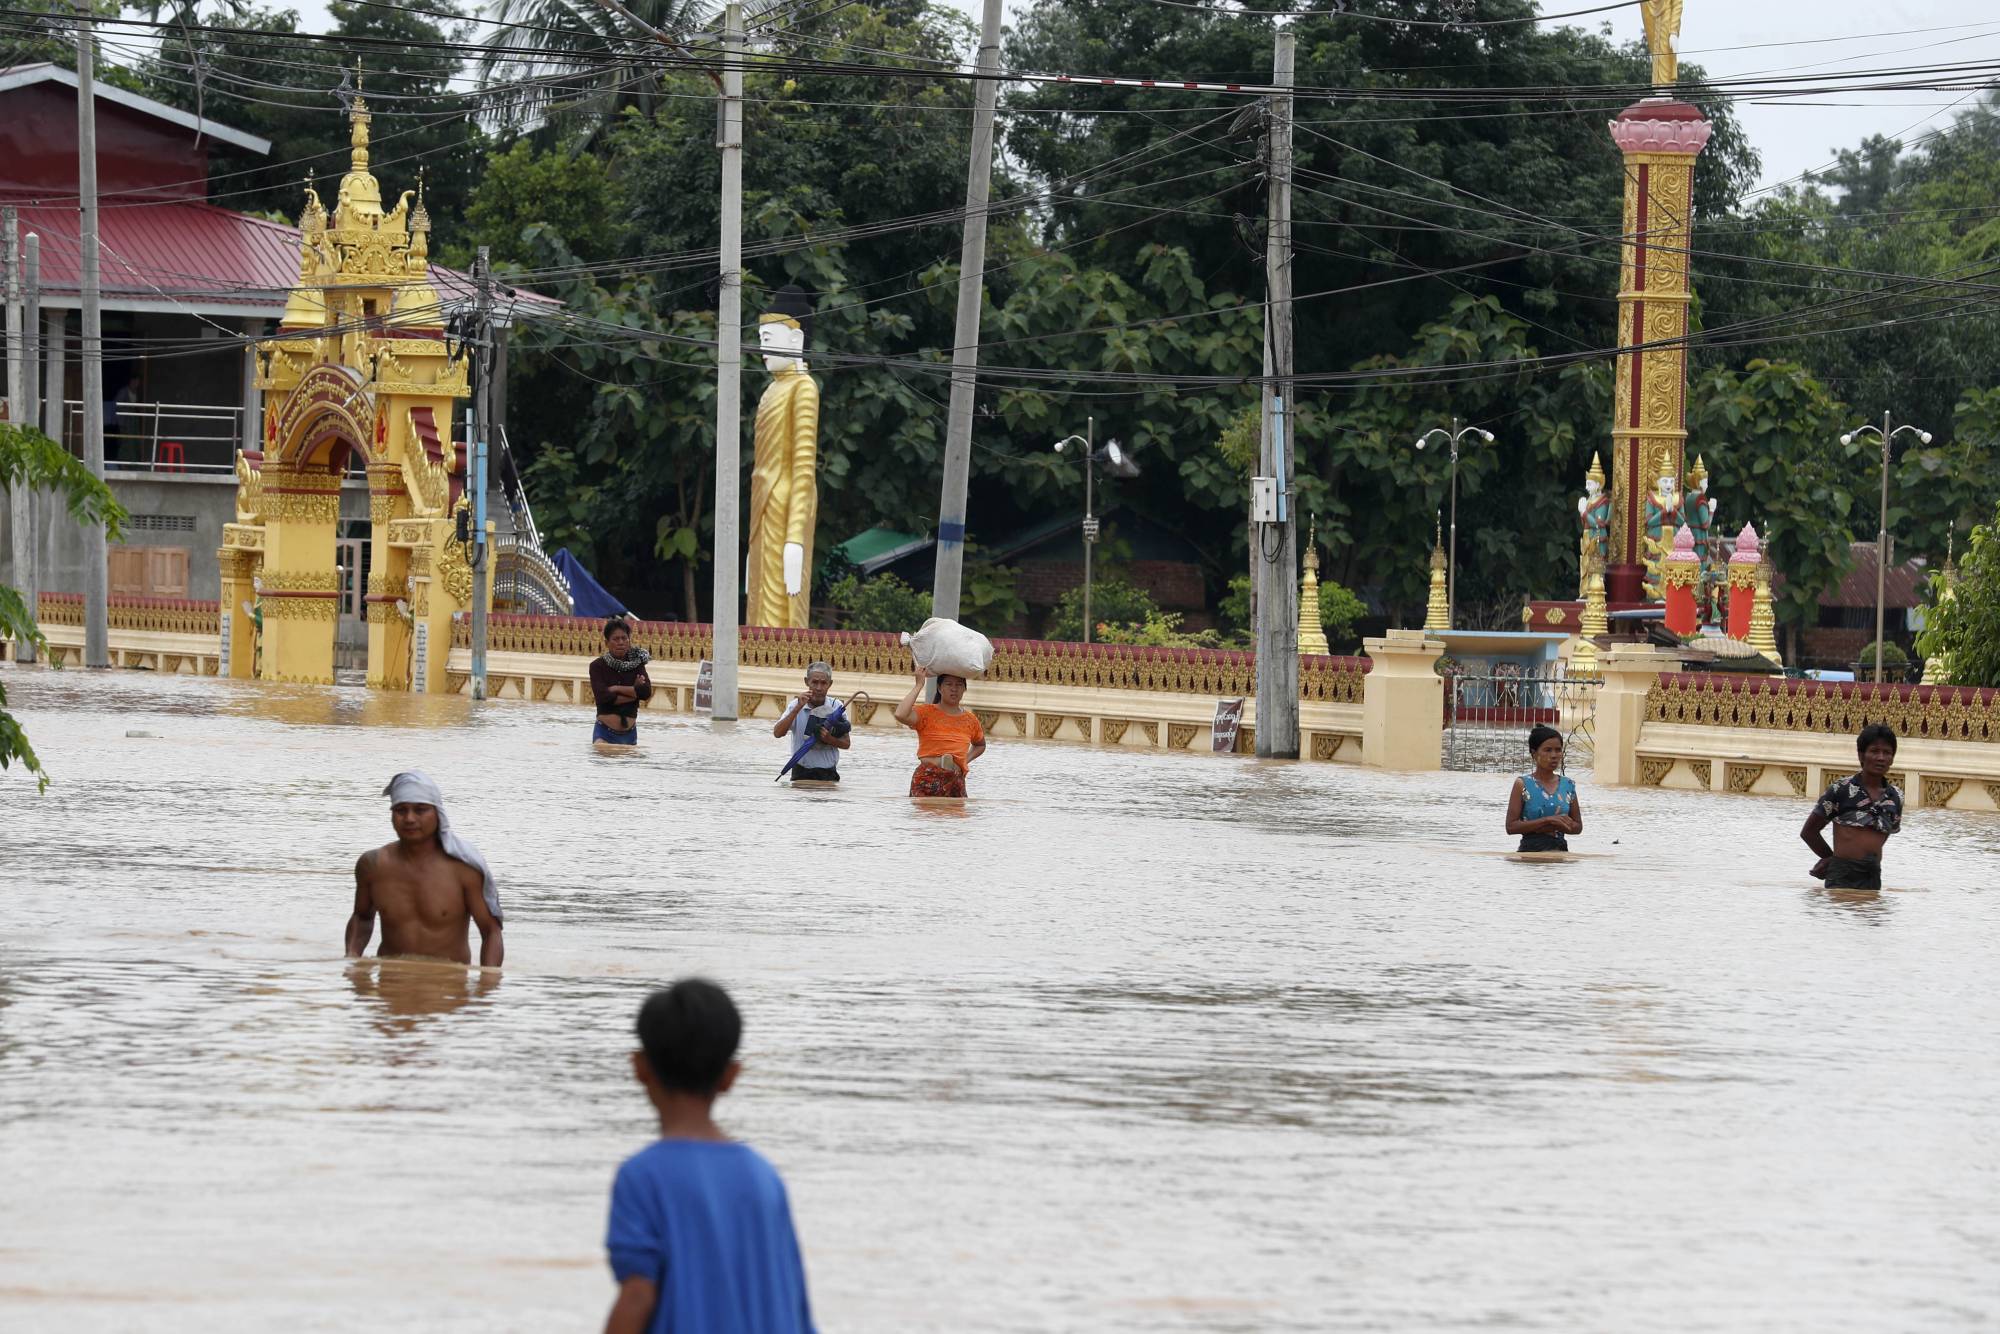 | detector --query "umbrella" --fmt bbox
[775,692,868,782]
